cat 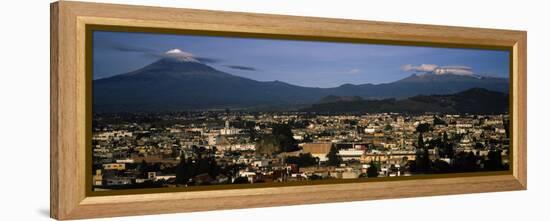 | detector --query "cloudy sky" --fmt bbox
[93,31,510,88]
